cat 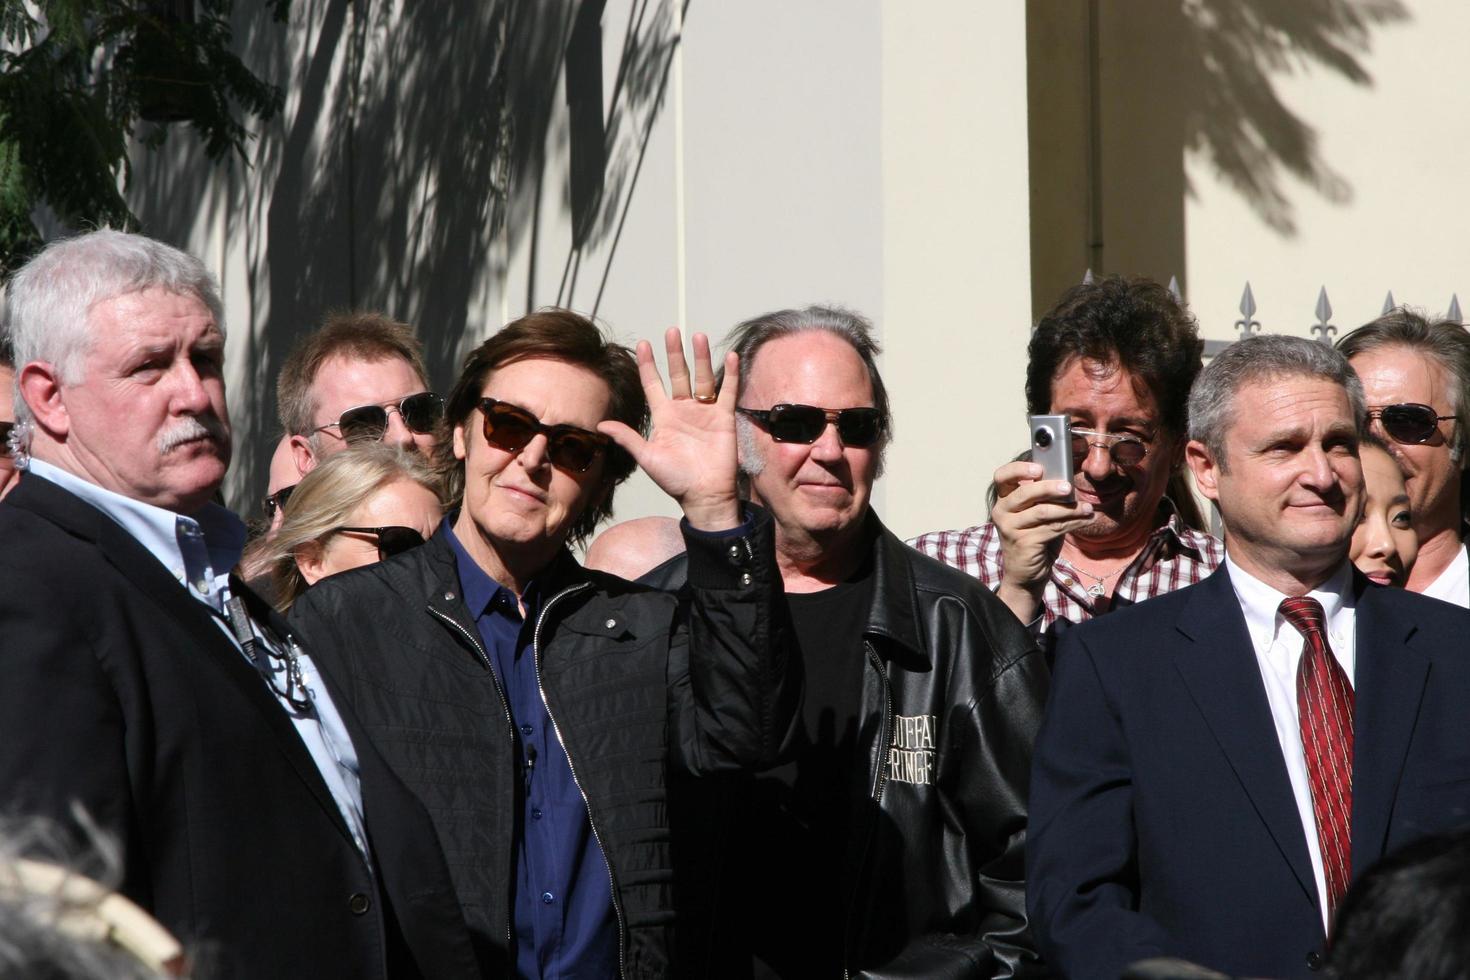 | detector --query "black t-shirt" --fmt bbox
[744,557,875,978]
